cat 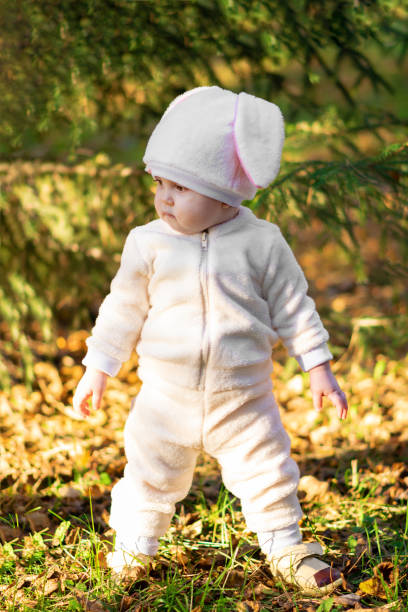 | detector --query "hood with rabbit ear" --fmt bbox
[143,85,285,208]
[233,91,284,189]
